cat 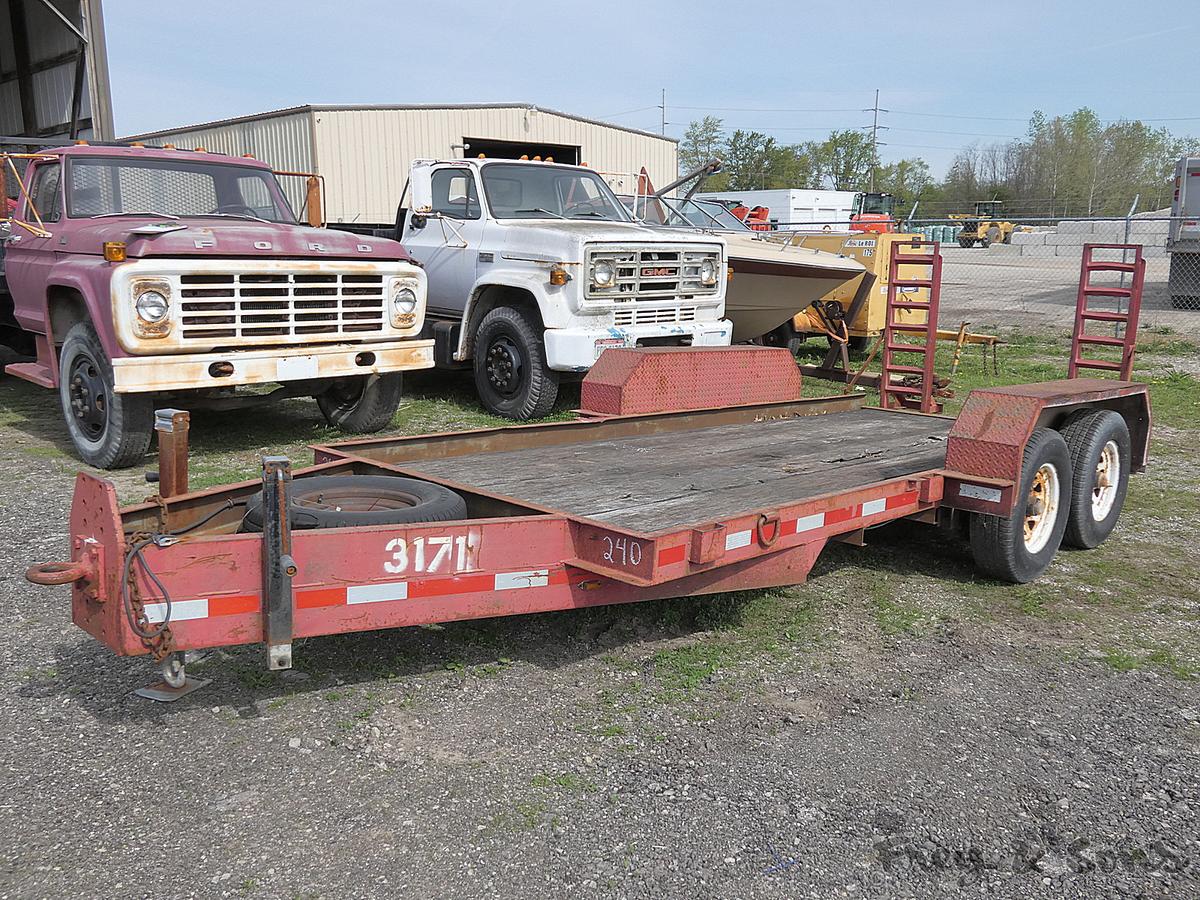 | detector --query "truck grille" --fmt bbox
[586,245,721,301]
[177,272,386,341]
[613,305,697,327]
